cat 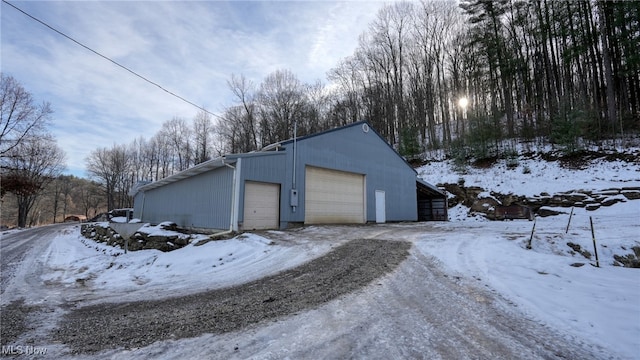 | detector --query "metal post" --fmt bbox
[565,207,574,234]
[292,120,297,213]
[590,216,600,268]
[527,217,536,250]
